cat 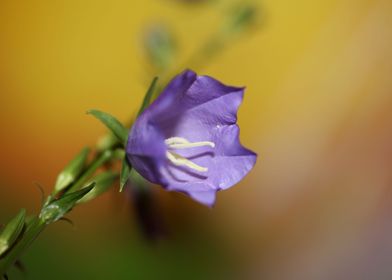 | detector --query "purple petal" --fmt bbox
[126,69,257,206]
